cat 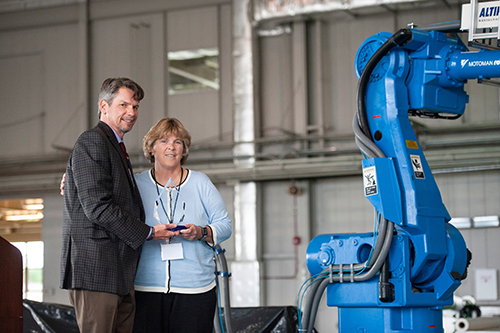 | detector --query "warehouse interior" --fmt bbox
[1,0,500,331]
